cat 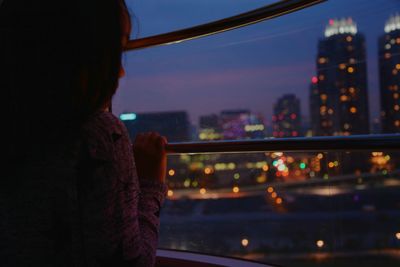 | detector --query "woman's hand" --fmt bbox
[133,132,167,183]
